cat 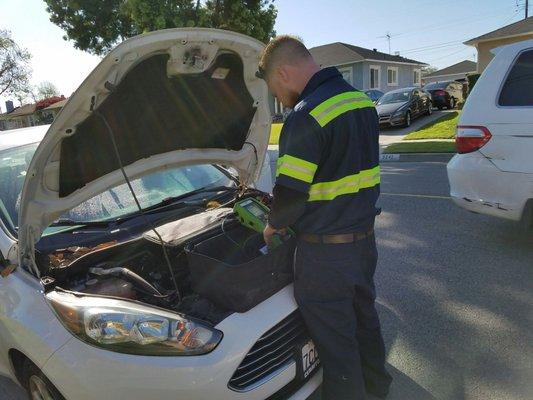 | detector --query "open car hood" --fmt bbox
[18,28,270,269]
